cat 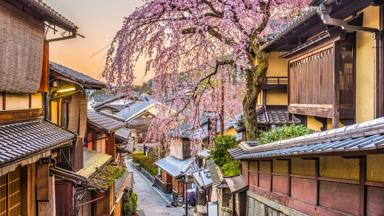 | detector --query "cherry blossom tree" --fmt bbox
[103,0,310,141]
